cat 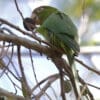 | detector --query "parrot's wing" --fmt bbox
[37,26,76,65]
[55,32,80,55]
[50,31,80,65]
[37,27,79,66]
[36,11,80,65]
[37,26,80,55]
[41,12,78,39]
